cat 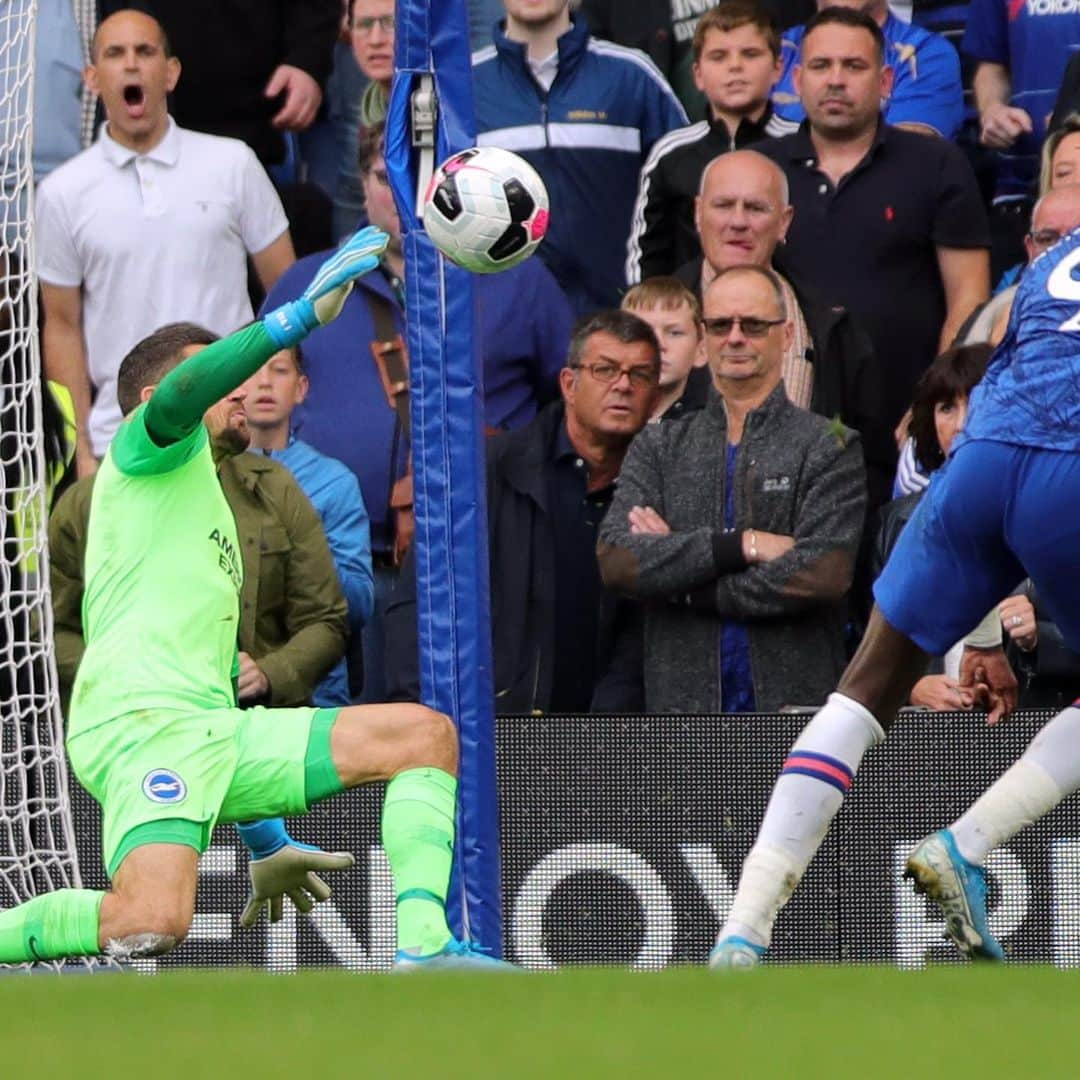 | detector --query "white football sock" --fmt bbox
[949,706,1080,864]
[1022,705,1080,792]
[721,694,885,947]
